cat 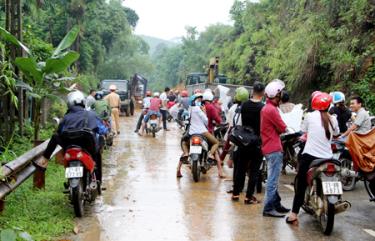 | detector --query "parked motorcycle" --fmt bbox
[145,113,159,138]
[295,158,351,235]
[189,135,215,182]
[331,140,358,191]
[61,130,102,217]
[281,131,303,173]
